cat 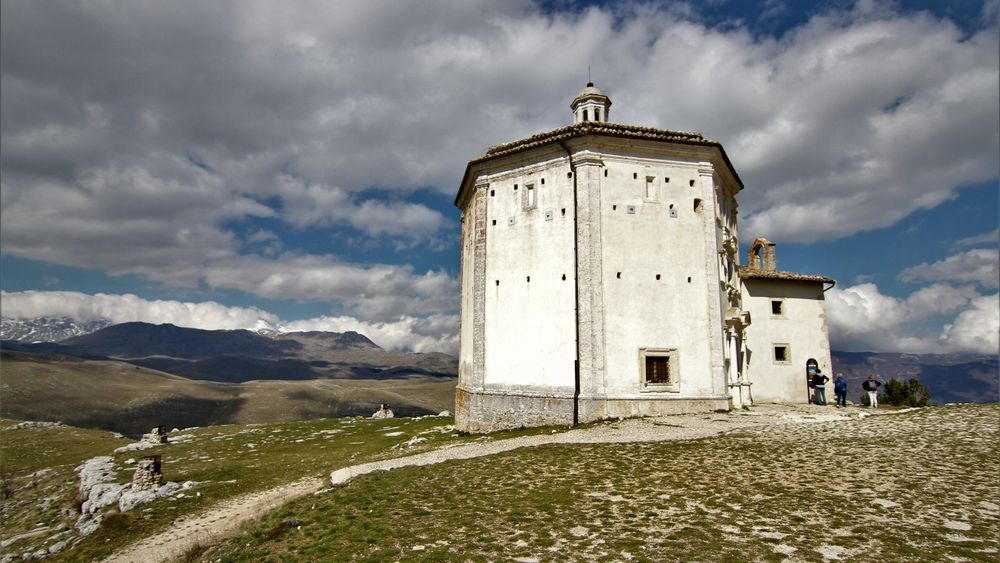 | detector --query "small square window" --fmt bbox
[771,300,784,316]
[640,348,679,392]
[773,344,790,364]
